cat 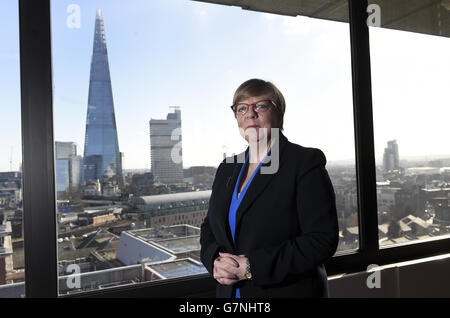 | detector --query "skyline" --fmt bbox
[1,0,449,171]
